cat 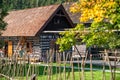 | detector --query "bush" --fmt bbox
[0,40,5,49]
